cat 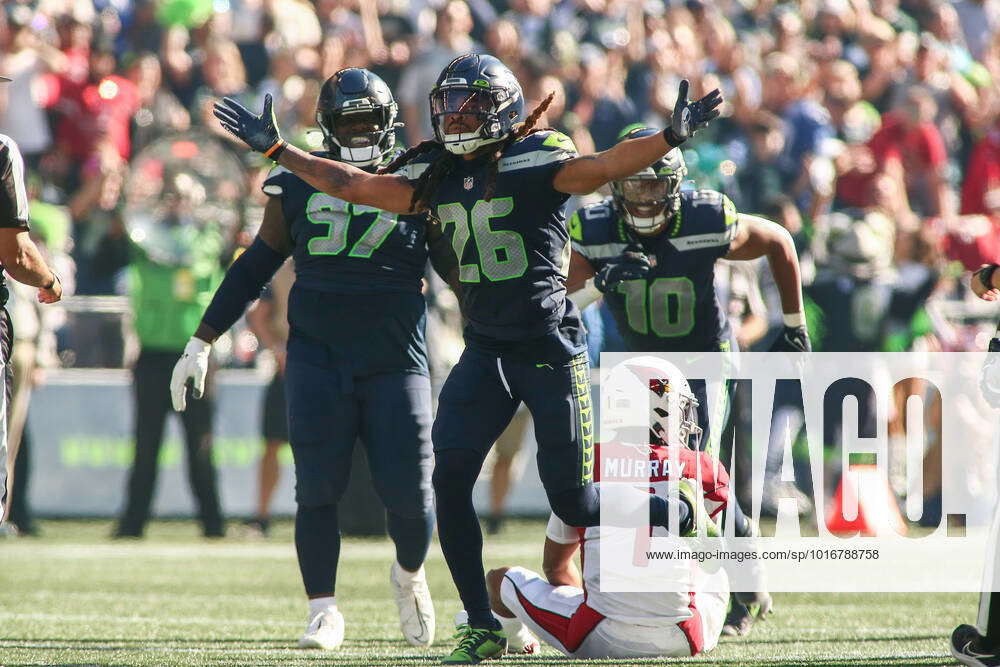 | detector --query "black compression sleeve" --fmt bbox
[201,237,286,335]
